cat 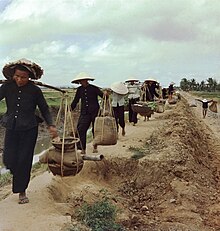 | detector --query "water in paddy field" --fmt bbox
[0,136,52,174]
